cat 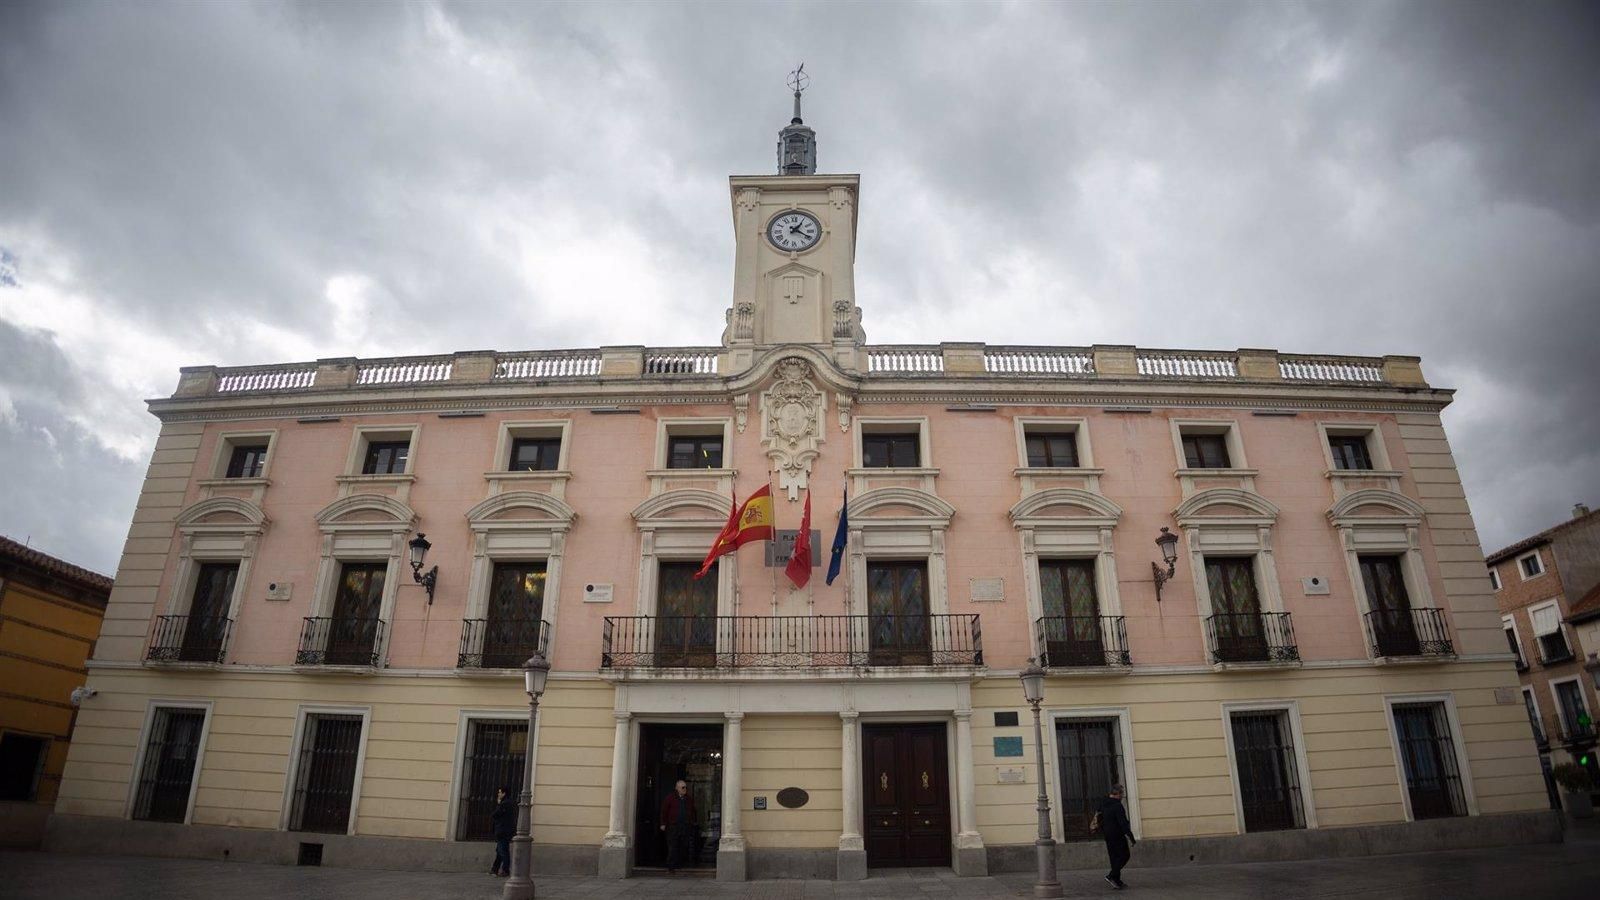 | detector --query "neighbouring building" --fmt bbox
[1490,503,1600,800]
[49,89,1555,879]
[0,536,111,848]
